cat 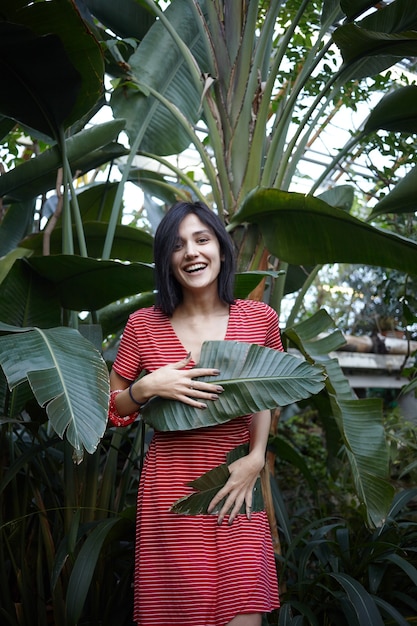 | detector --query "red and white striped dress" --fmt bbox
[111,299,282,626]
